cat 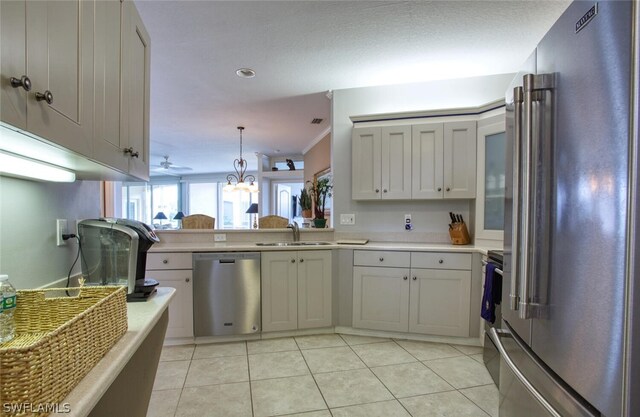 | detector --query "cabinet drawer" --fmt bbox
[354,250,410,268]
[410,252,472,270]
[147,252,192,270]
